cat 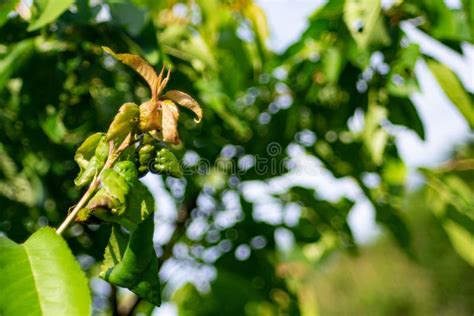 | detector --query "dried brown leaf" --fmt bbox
[161,100,180,144]
[164,90,202,123]
[103,47,159,99]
